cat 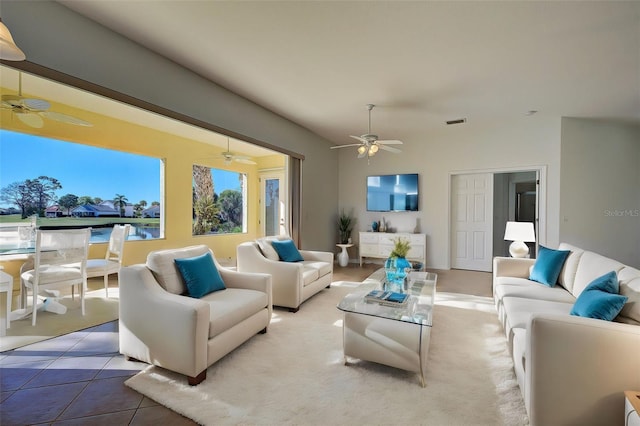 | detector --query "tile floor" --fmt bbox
[0,320,196,425]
